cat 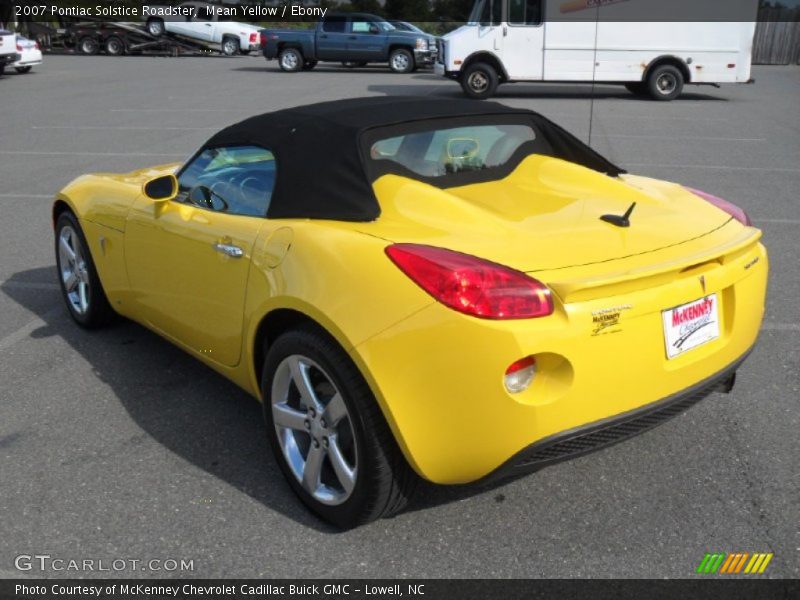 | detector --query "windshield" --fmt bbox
[468,0,502,26]
[377,21,395,31]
